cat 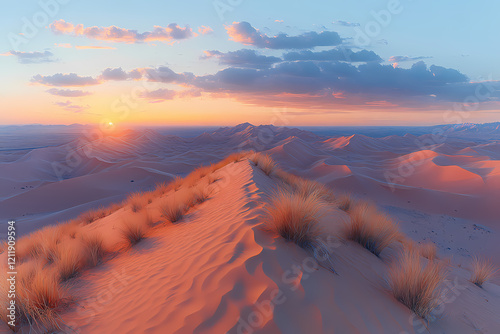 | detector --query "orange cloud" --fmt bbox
[49,20,195,44]
[55,43,72,48]
[75,45,116,50]
[198,26,213,35]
